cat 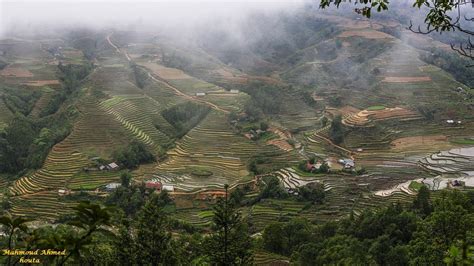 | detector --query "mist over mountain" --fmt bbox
[0,0,473,265]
